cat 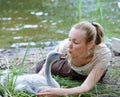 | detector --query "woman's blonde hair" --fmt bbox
[73,21,103,45]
